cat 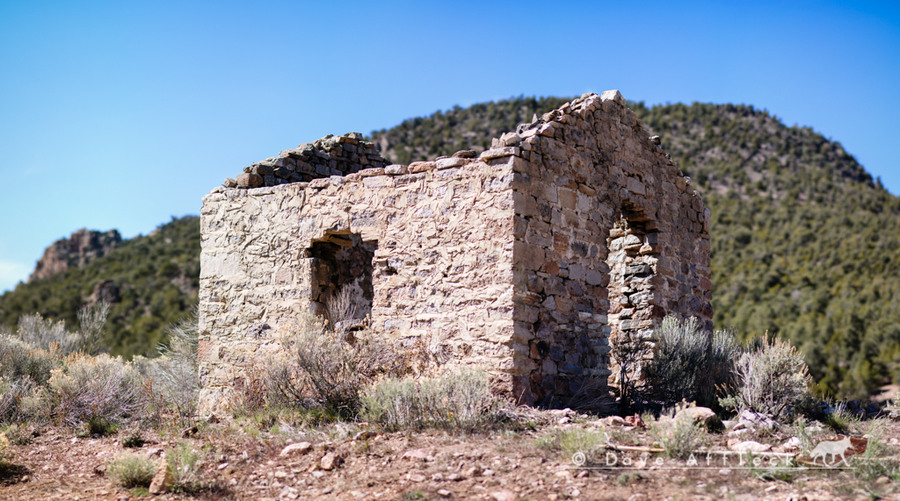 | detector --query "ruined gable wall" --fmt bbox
[496,91,712,406]
[199,158,517,416]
